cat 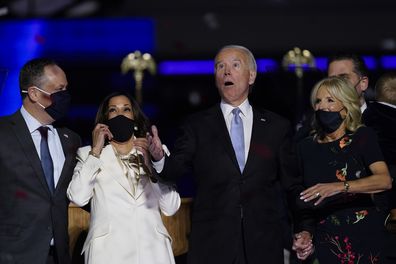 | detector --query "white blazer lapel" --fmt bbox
[101,145,135,197]
[134,174,149,201]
